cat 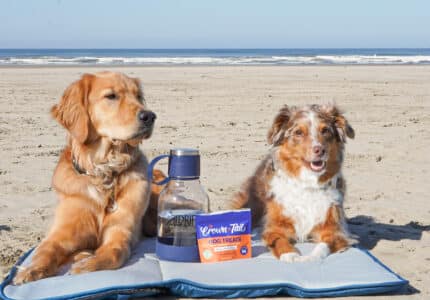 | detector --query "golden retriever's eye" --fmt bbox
[321,126,331,135]
[294,129,304,137]
[105,93,117,100]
